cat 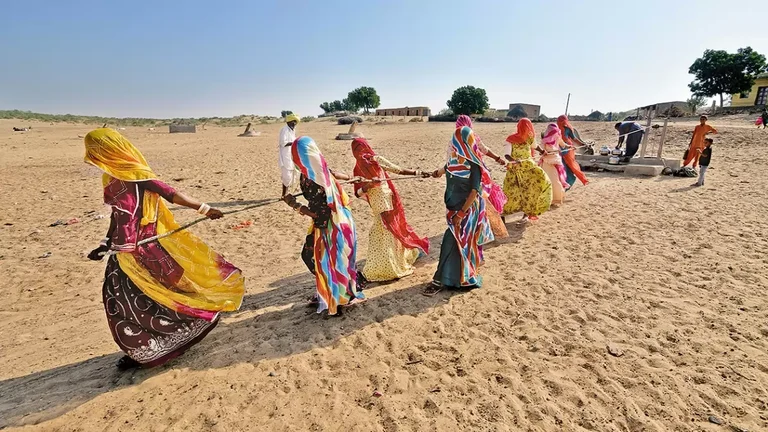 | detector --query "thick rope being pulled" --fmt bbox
[102,176,426,258]
[103,195,302,258]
